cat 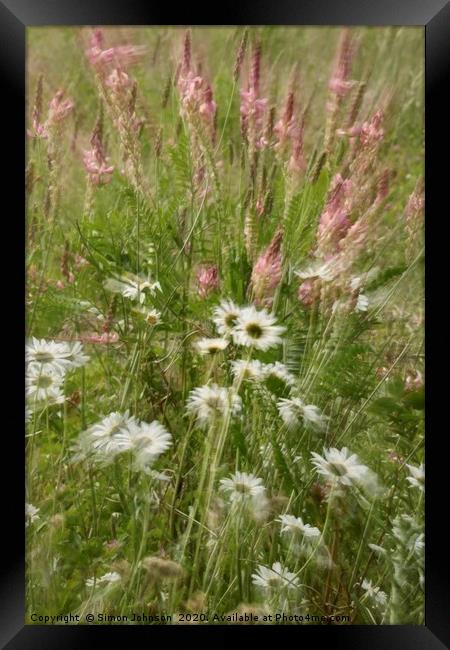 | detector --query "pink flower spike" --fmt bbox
[196,264,219,299]
[250,230,283,307]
